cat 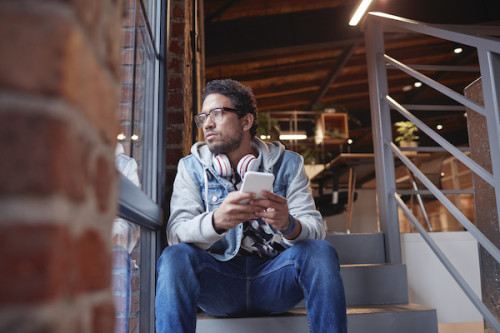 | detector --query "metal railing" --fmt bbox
[363,12,500,331]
